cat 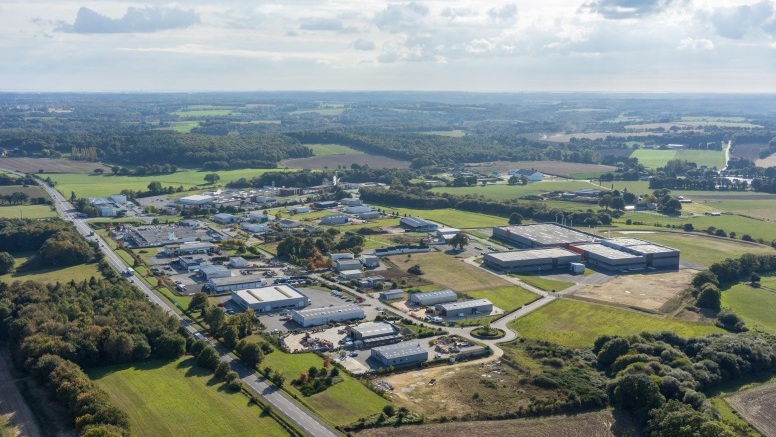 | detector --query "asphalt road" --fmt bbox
[33,178,340,437]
